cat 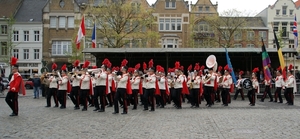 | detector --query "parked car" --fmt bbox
[24,78,34,89]
[2,77,9,89]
